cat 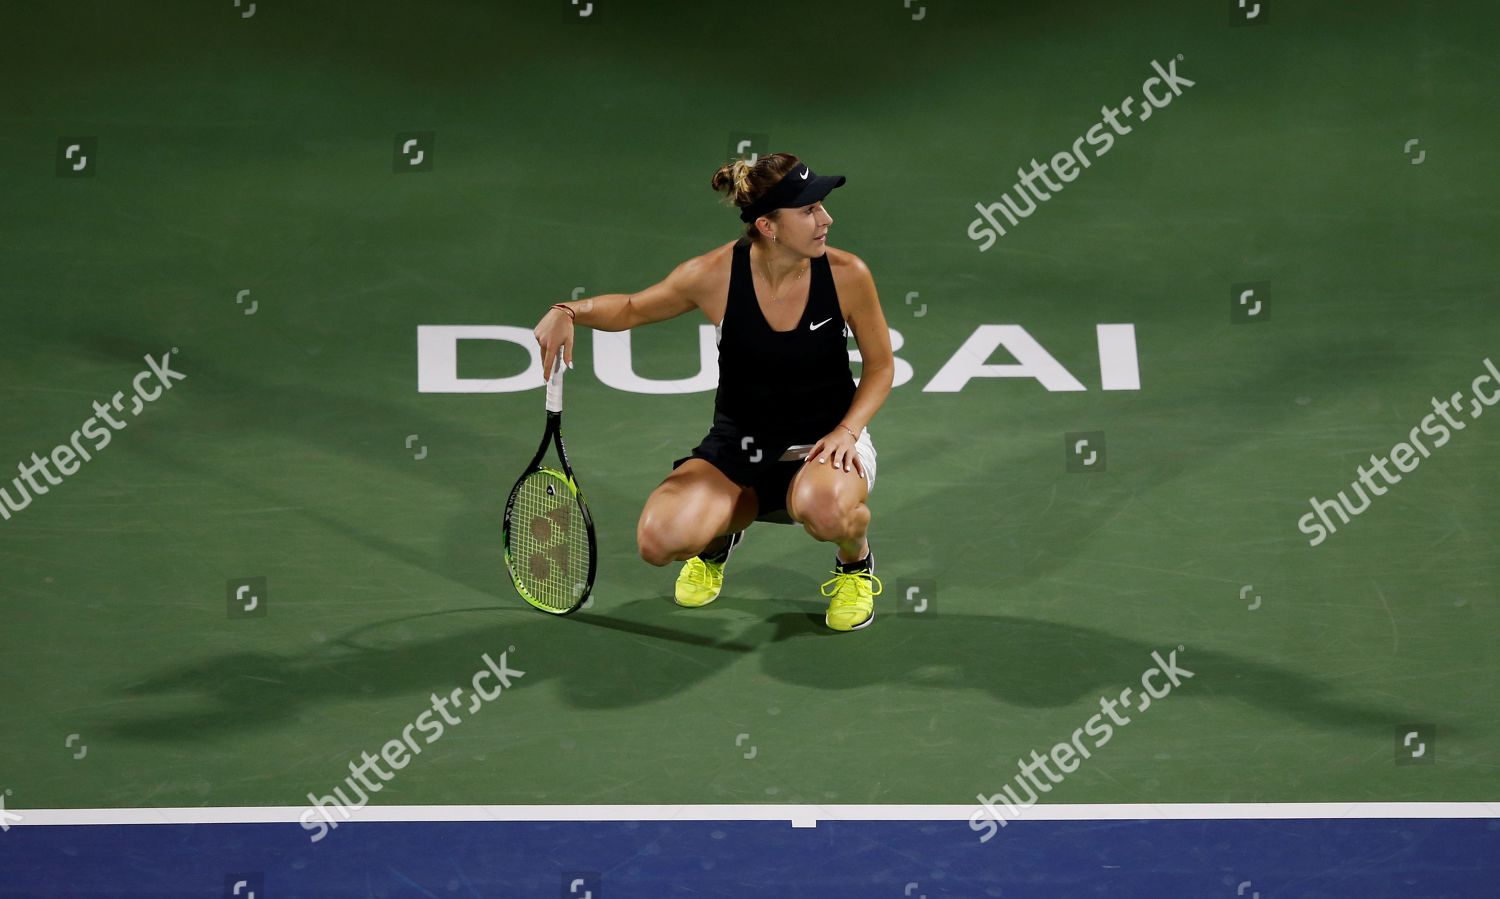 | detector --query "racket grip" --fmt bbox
[545,354,565,412]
